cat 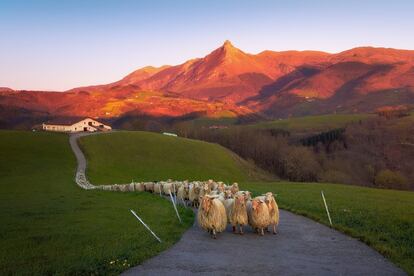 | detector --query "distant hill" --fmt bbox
[1,41,413,127]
